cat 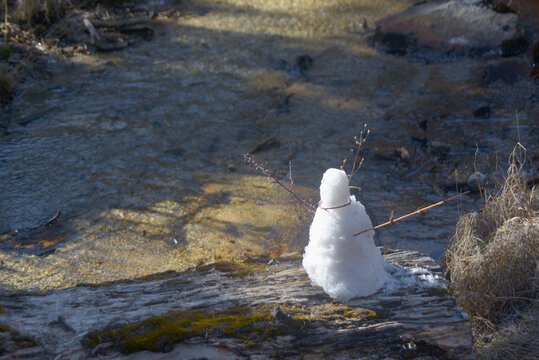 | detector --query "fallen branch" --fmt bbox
[89,17,153,28]
[95,39,130,52]
[353,191,471,237]
[44,210,61,226]
[83,17,100,44]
